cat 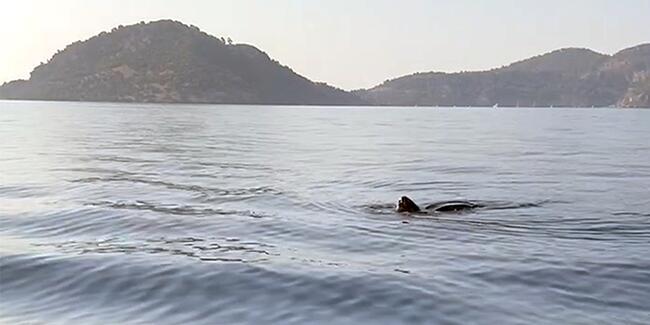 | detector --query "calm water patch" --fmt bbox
[1,101,649,324]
